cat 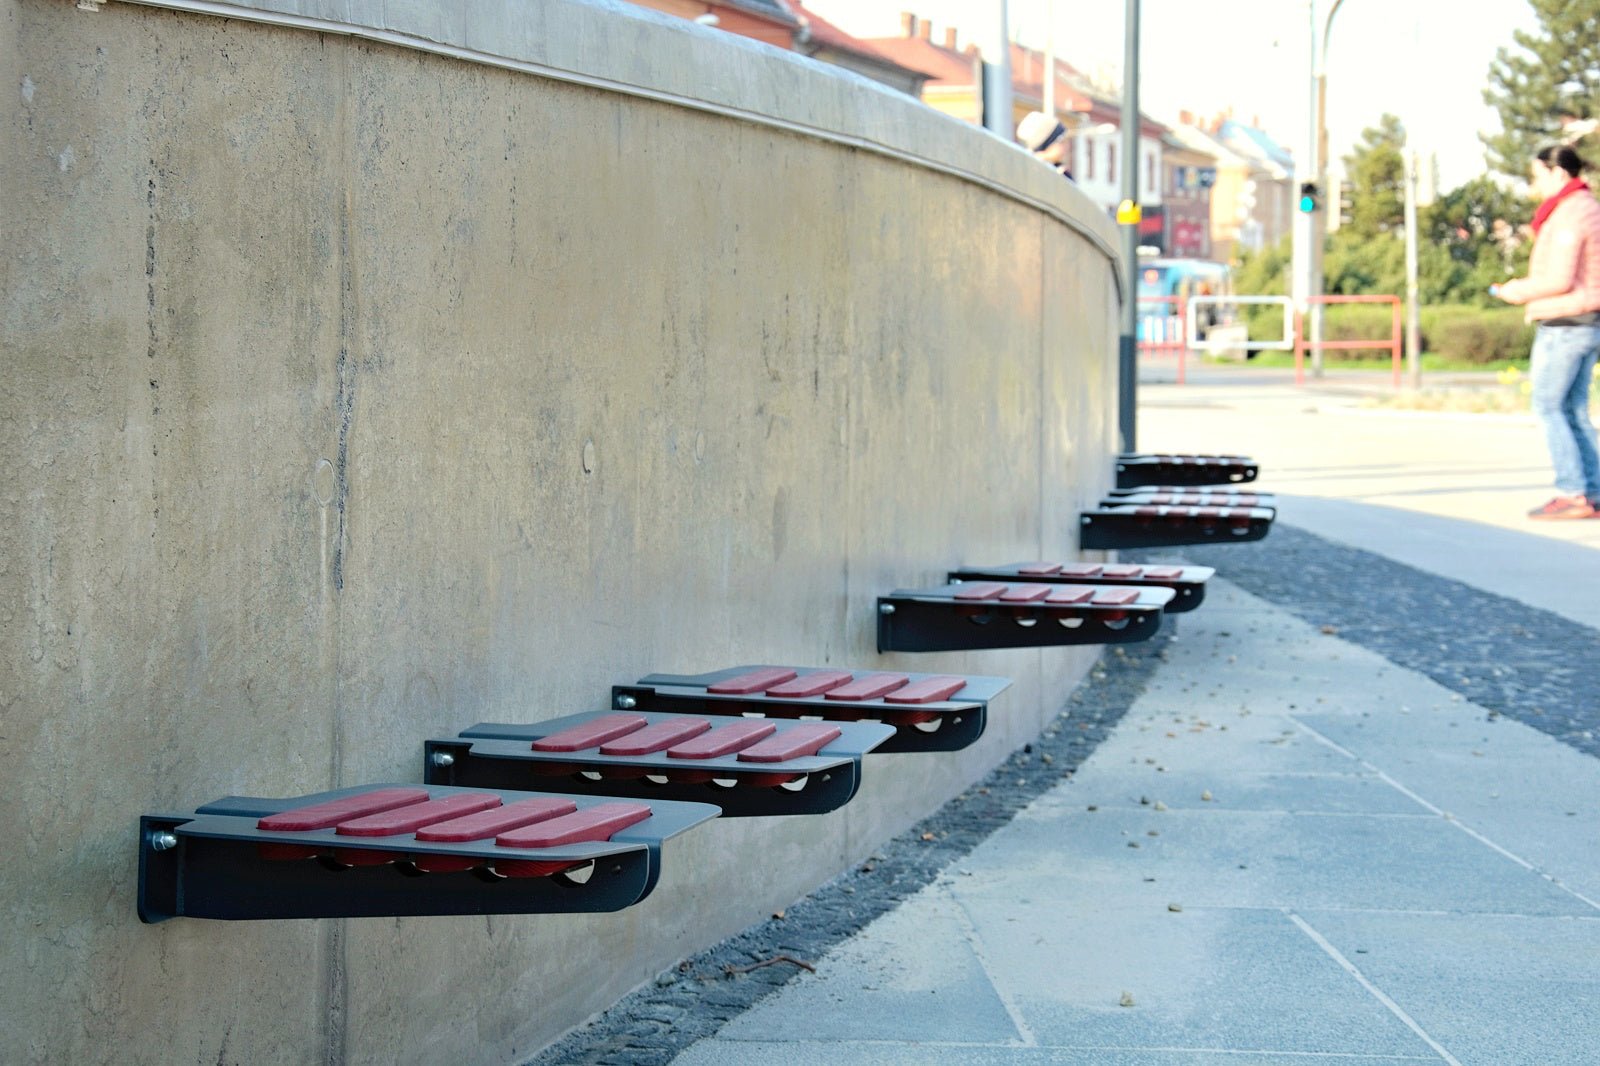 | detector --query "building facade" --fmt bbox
[1168,113,1295,263]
